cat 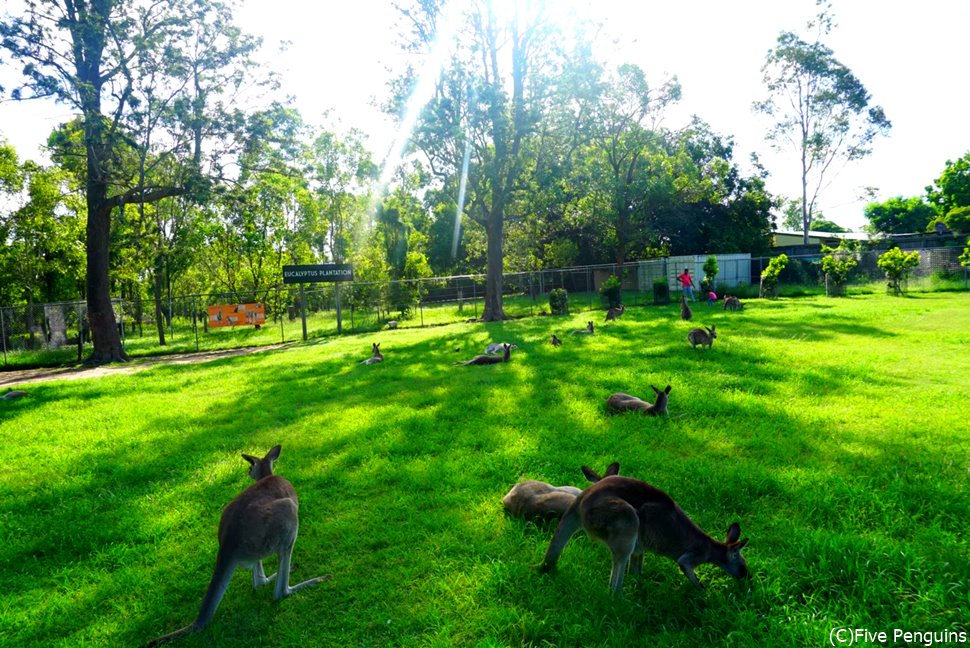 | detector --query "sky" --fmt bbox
[1,0,969,232]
